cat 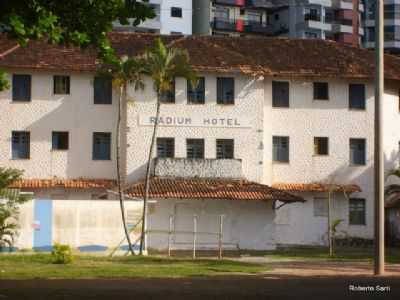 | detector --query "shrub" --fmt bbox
[51,243,73,264]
